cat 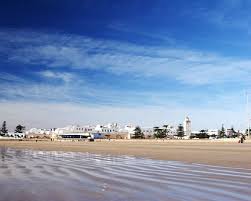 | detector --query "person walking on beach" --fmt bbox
[239,134,245,143]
